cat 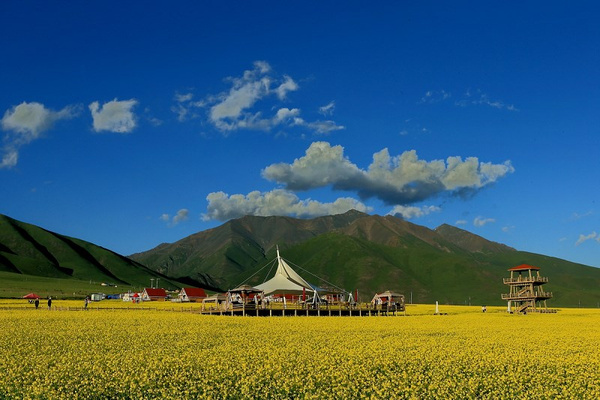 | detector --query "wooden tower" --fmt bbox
[501,264,553,313]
